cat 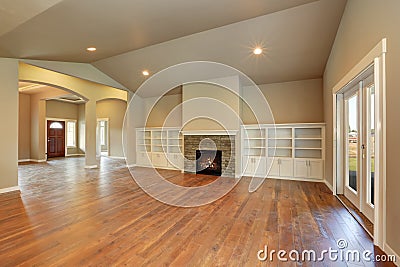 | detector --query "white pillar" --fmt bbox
[85,100,98,168]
